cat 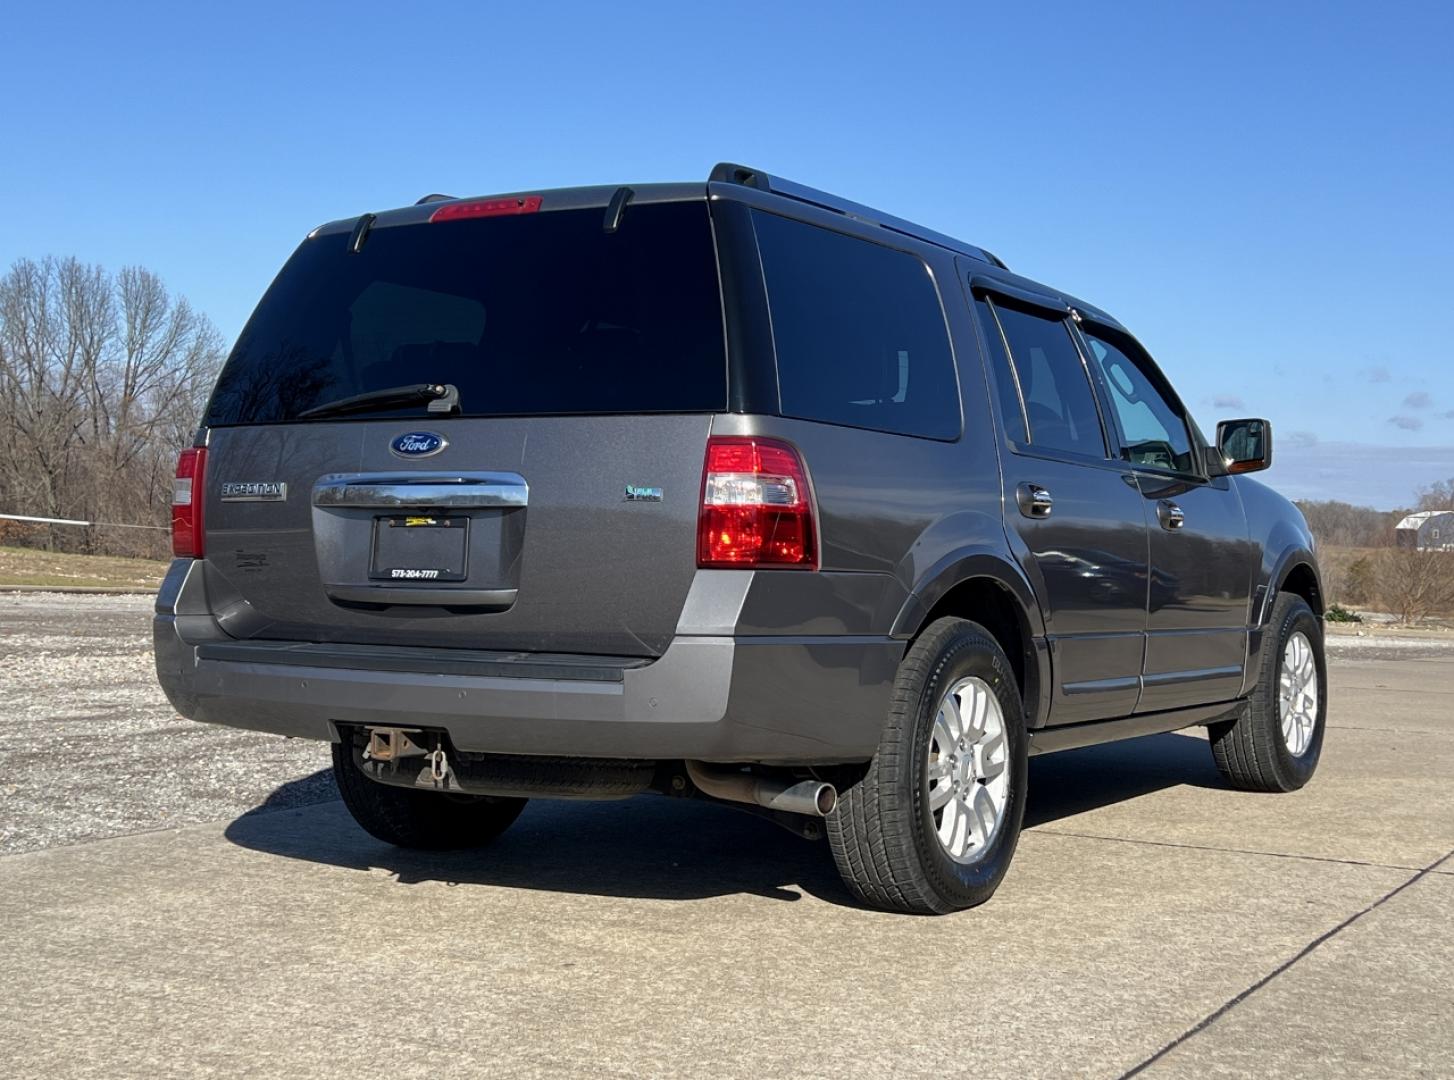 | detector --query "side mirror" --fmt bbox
[1216,418,1273,474]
